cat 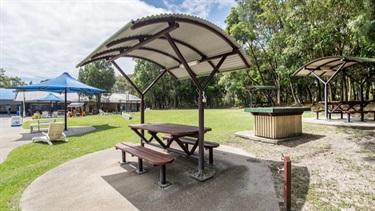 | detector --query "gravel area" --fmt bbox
[231,119,375,210]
